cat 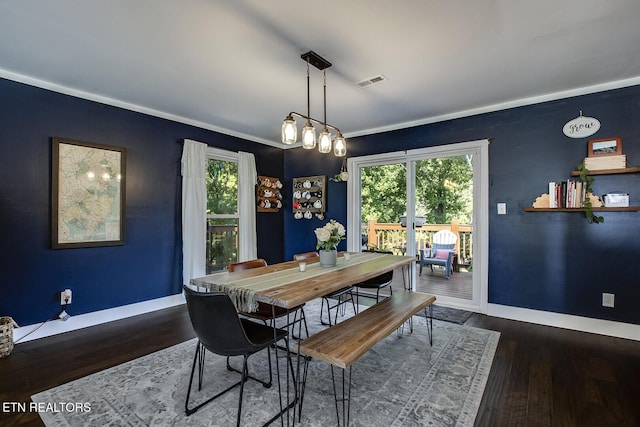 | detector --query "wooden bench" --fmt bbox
[298,291,436,424]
